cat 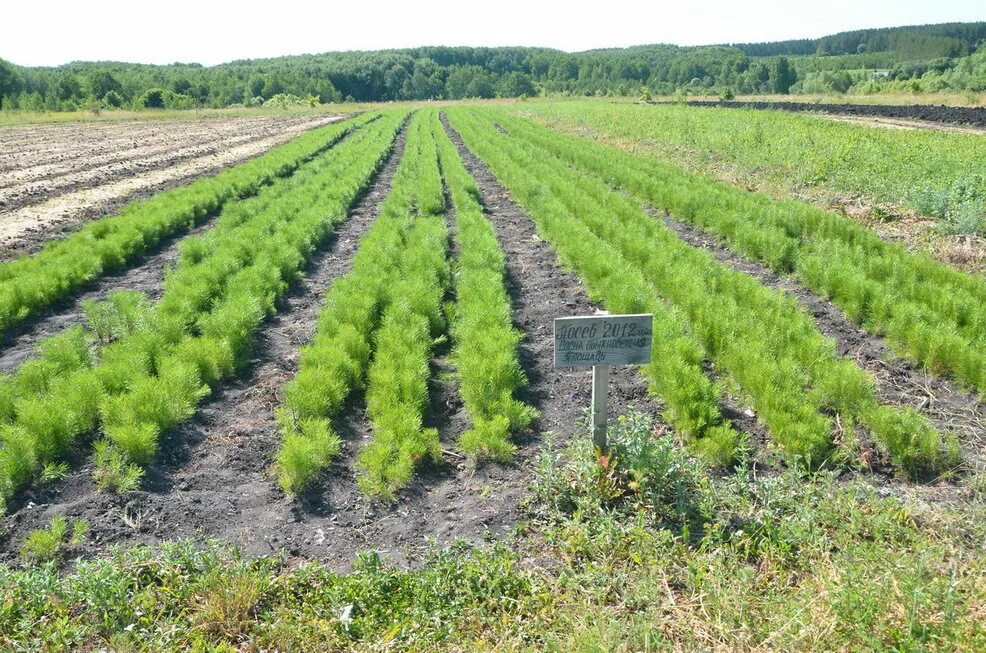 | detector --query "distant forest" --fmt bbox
[1,22,984,111]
